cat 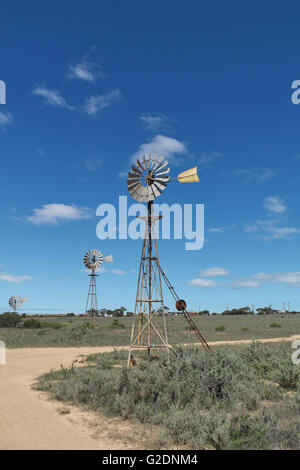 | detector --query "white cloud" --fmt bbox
[85,89,121,115]
[199,150,223,166]
[118,169,128,179]
[140,114,170,131]
[110,269,126,275]
[36,149,46,158]
[198,267,230,277]
[207,224,236,233]
[189,276,260,289]
[188,278,220,287]
[207,227,224,233]
[26,203,92,225]
[0,272,33,283]
[85,156,101,171]
[252,271,300,286]
[245,197,299,240]
[264,196,286,214]
[268,226,300,239]
[230,279,260,288]
[190,268,300,290]
[0,110,13,130]
[33,86,75,110]
[245,219,300,240]
[131,134,188,165]
[68,60,105,82]
[232,168,281,183]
